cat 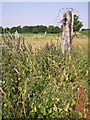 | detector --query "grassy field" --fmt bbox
[1,33,89,119]
[19,33,88,51]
